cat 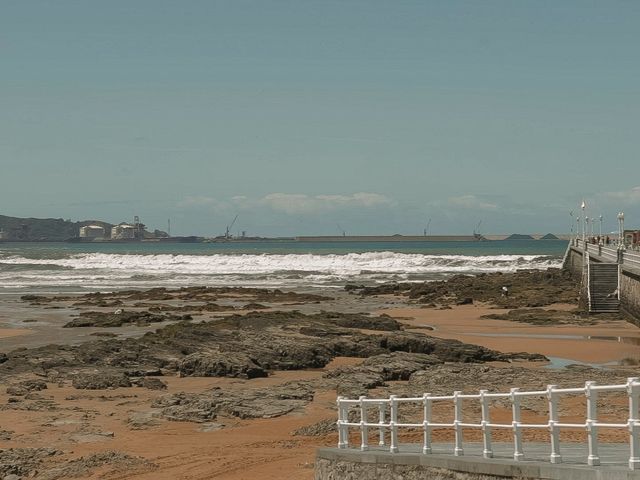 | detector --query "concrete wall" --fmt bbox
[621,267,640,321]
[564,246,640,322]
[315,448,640,480]
[295,235,480,242]
[563,247,583,278]
[565,248,589,310]
[315,458,509,480]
